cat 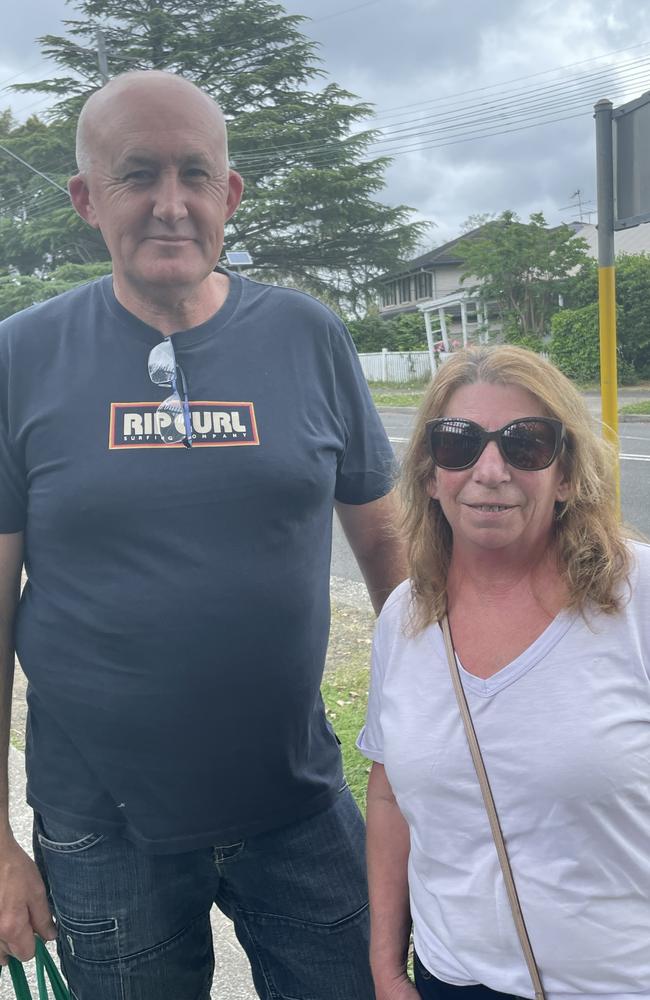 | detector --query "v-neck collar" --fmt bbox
[434,610,578,697]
